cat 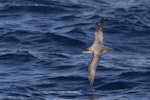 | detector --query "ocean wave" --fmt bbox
[96,81,136,90]
[0,4,72,14]
[0,50,37,63]
[0,35,20,43]
[118,71,150,79]
[43,32,85,46]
